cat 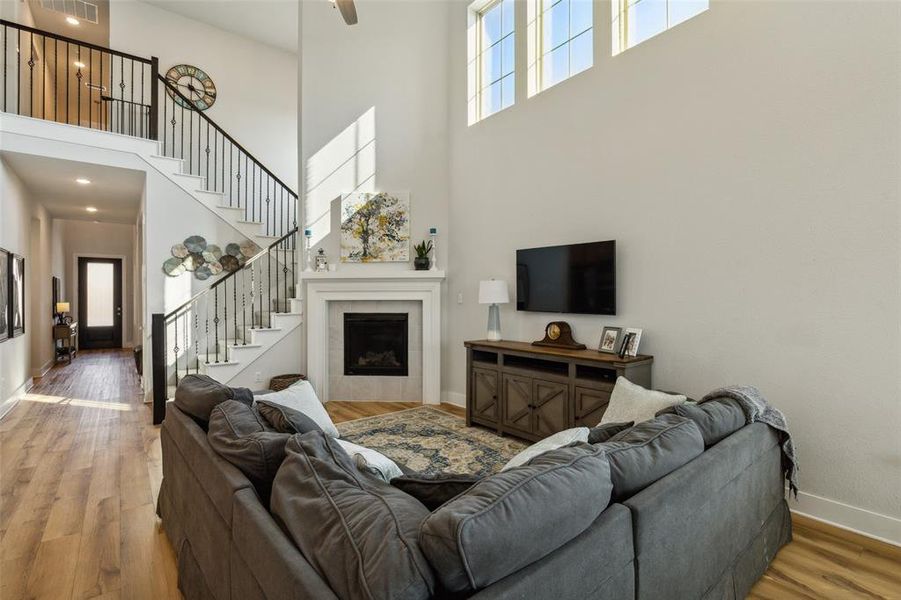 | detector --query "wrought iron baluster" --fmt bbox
[183,311,188,377]
[223,278,228,362]
[41,35,45,119]
[205,121,210,190]
[213,128,217,193]
[17,29,21,116]
[173,315,179,386]
[119,55,125,133]
[250,262,255,329]
[214,286,220,363]
[233,267,238,344]
[140,61,145,136]
[28,32,34,117]
[194,311,199,373]
[205,295,210,364]
[188,105,193,173]
[96,42,101,128]
[180,102,184,161]
[236,148,242,216]
[3,25,7,112]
